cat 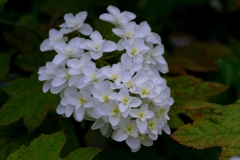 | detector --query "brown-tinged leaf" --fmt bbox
[171,100,240,160]
[166,75,227,129]
[166,42,231,74]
